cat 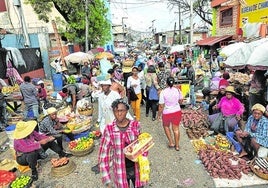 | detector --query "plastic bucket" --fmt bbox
[52,73,63,91]
[5,124,16,147]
